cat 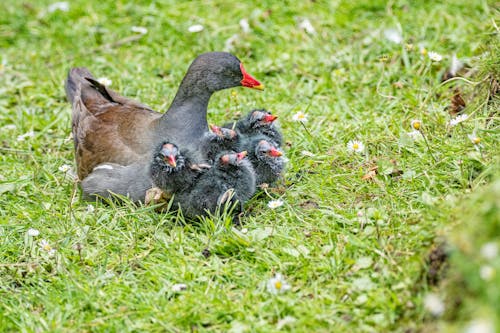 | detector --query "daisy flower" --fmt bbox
[467,132,481,145]
[292,111,308,122]
[47,2,69,13]
[449,114,469,127]
[411,119,422,131]
[479,265,495,281]
[267,273,291,294]
[407,130,423,141]
[239,18,250,33]
[465,319,495,333]
[423,293,445,317]
[480,242,498,260]
[267,199,284,209]
[27,228,40,237]
[17,131,35,142]
[58,164,72,173]
[428,51,443,62]
[298,18,315,35]
[383,28,402,44]
[97,77,112,86]
[188,24,204,33]
[131,26,148,34]
[347,140,365,153]
[172,283,187,292]
[39,239,56,257]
